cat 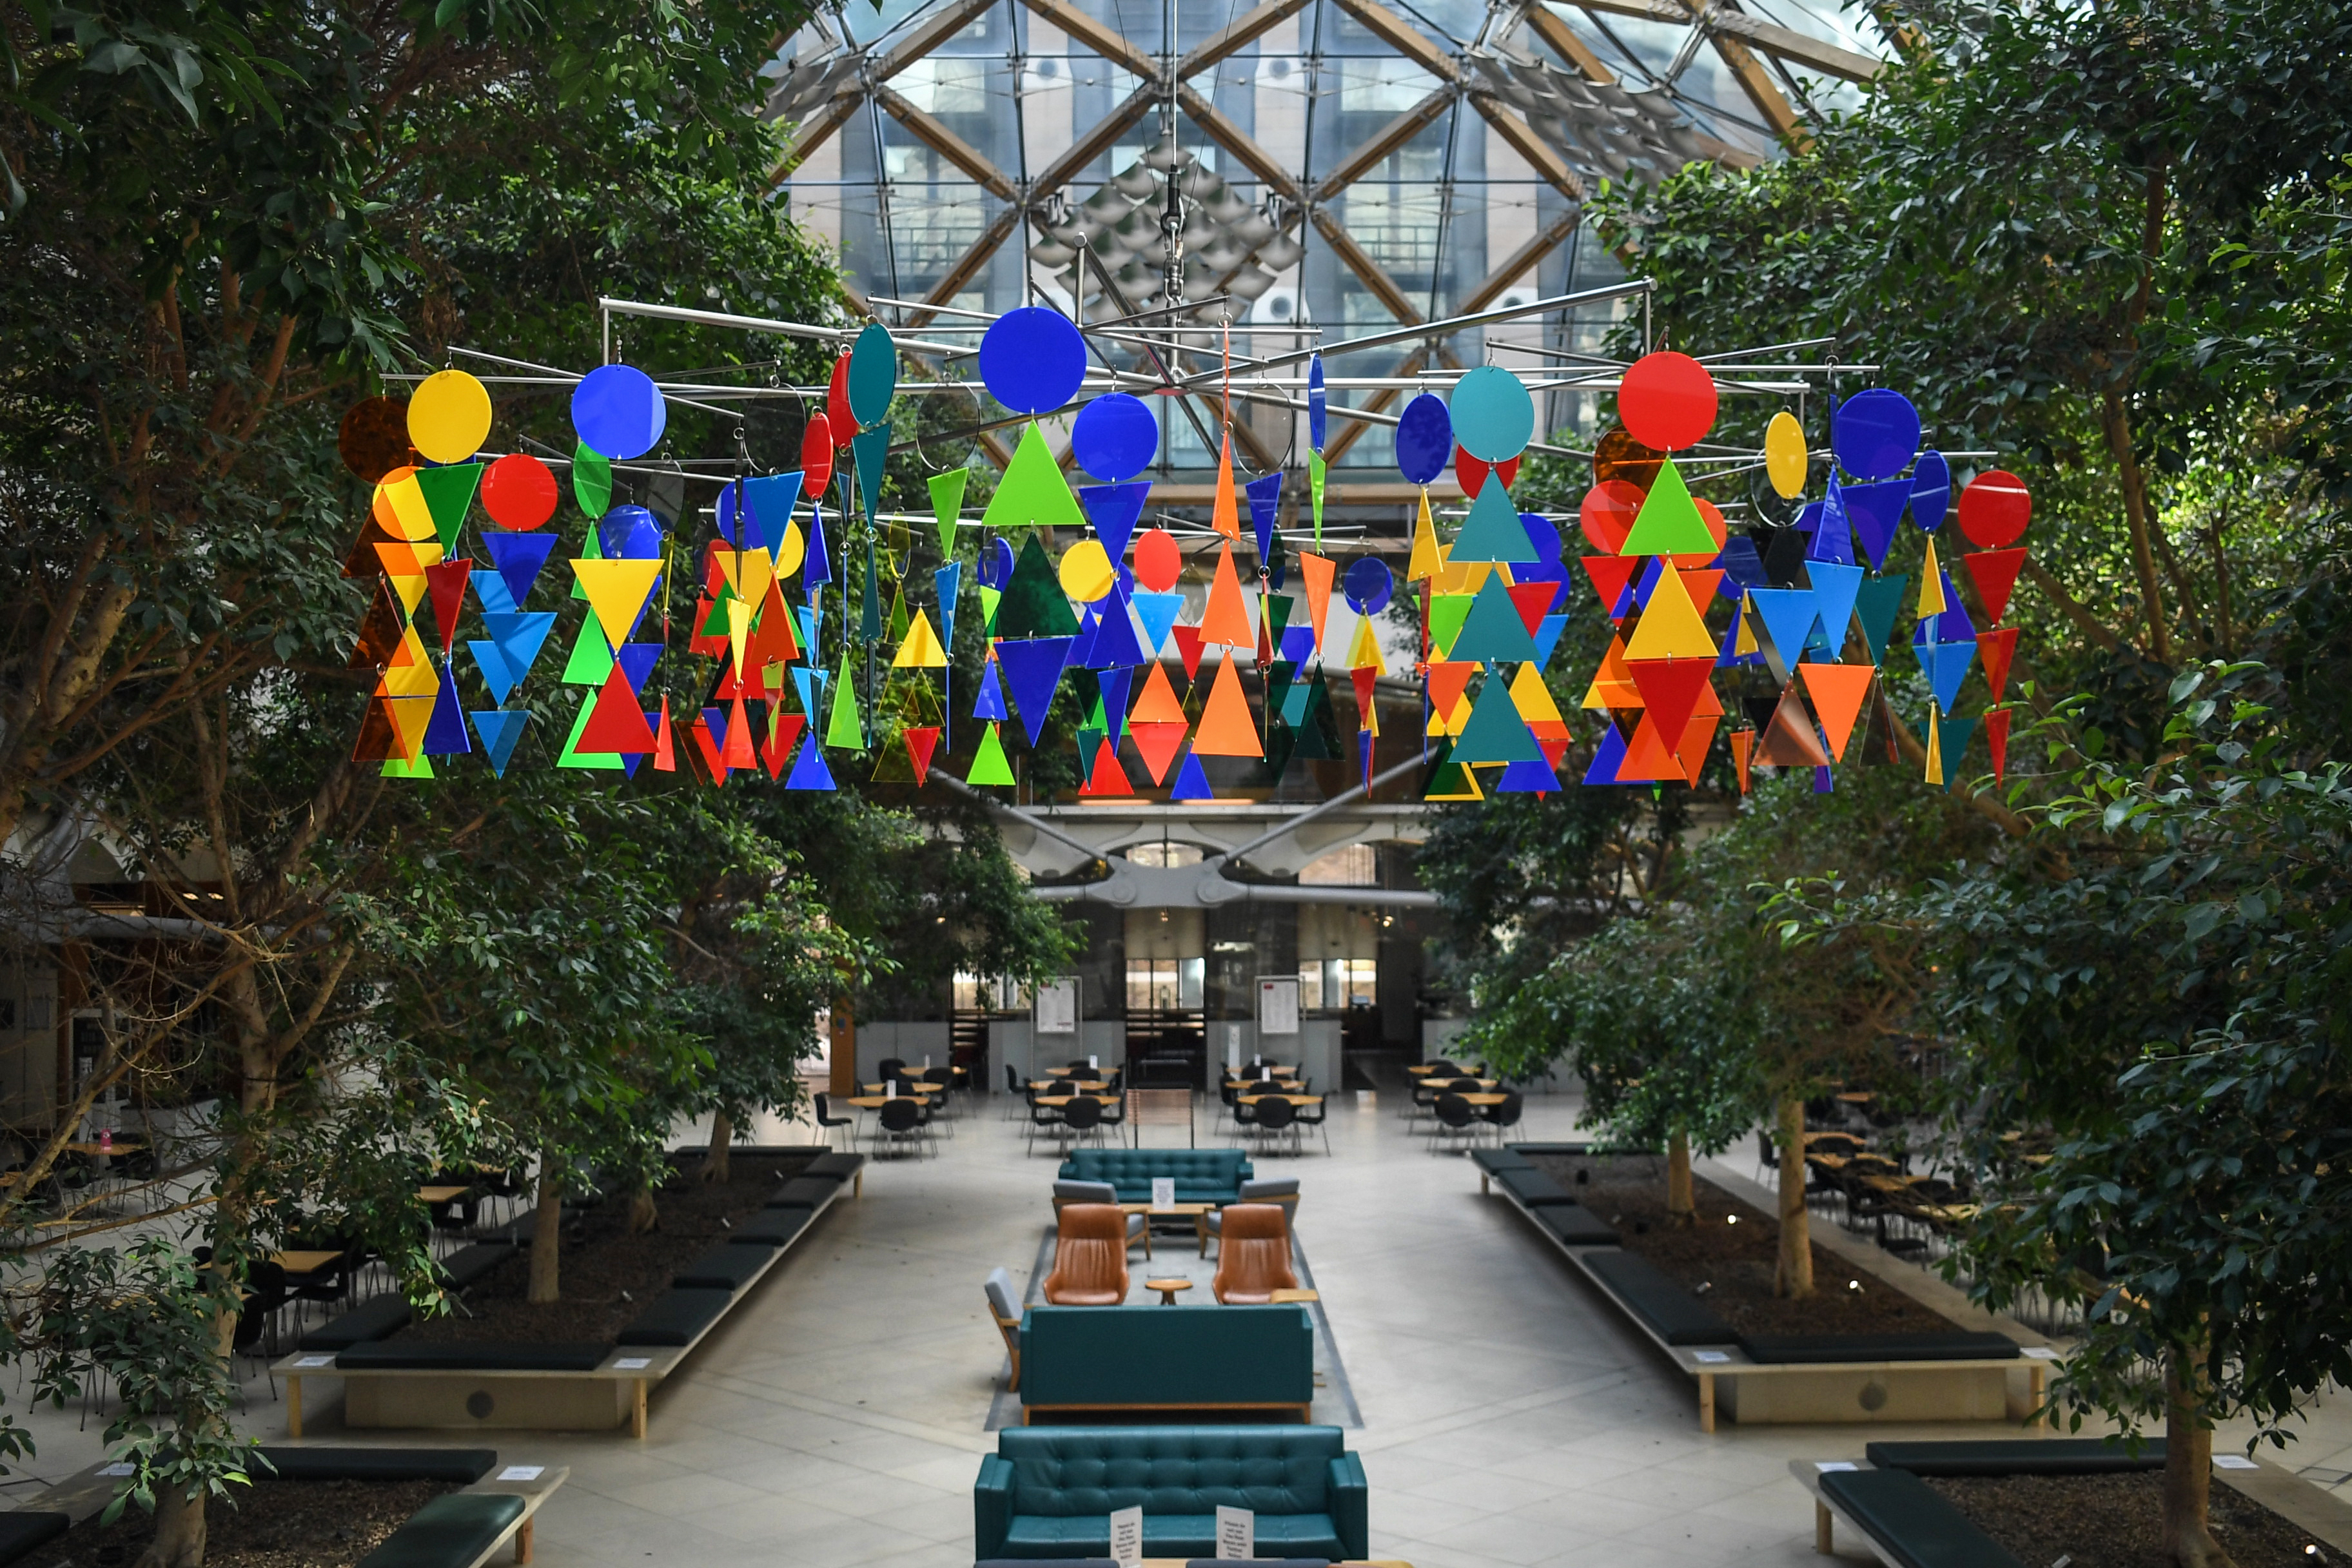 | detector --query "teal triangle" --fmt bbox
[469,709,530,776]
[1805,562,1865,662]
[1854,575,1908,666]
[1449,573,1541,666]
[853,423,890,526]
[1280,667,1315,727]
[1449,672,1544,764]
[1450,473,1537,562]
[1937,715,1979,787]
